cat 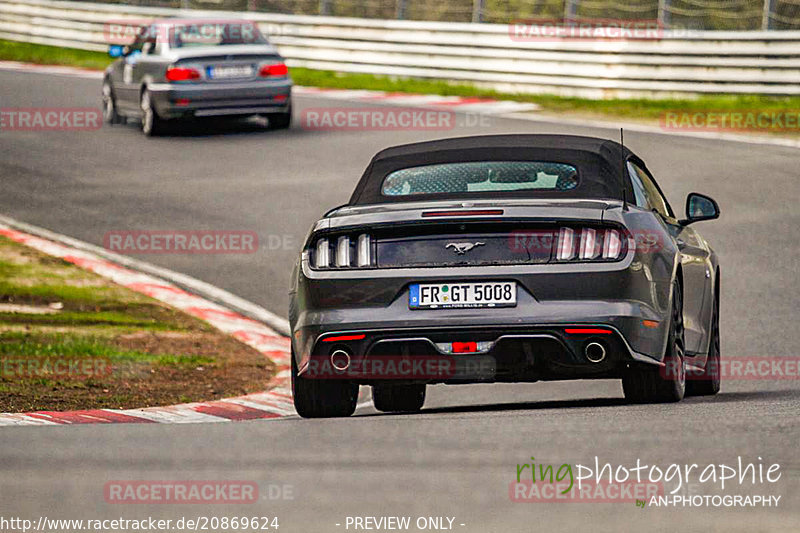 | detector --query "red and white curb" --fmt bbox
[292,86,540,114]
[0,61,538,115]
[0,223,295,426]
